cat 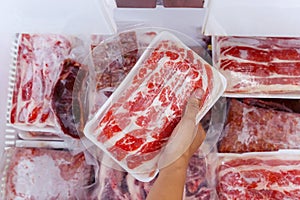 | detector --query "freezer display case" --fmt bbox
[2,0,299,199]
